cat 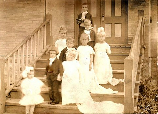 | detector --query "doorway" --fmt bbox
[74,0,128,45]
